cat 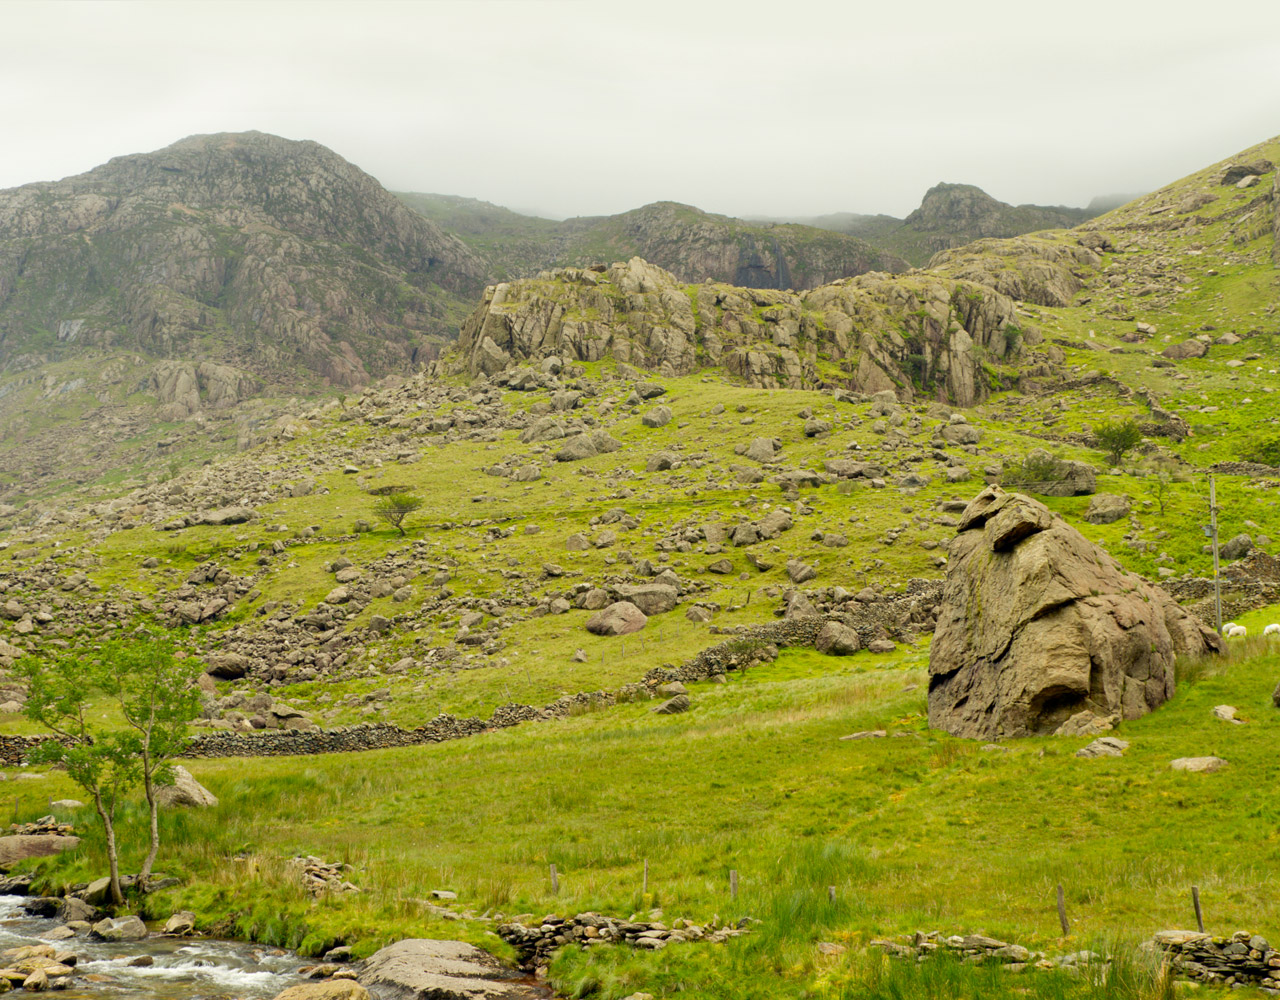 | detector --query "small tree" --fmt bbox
[18,653,141,905]
[373,492,424,536]
[17,639,203,901]
[100,637,202,889]
[1093,418,1144,465]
